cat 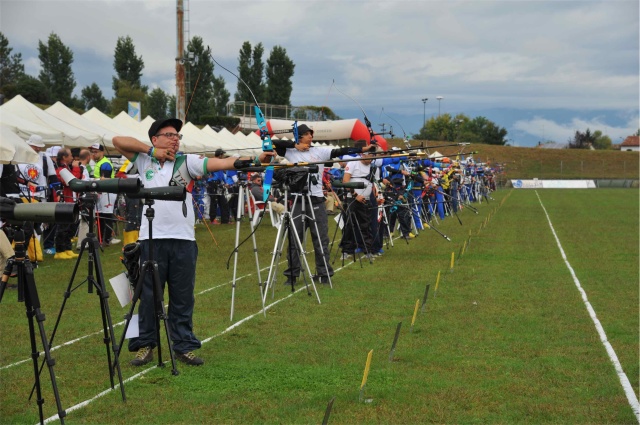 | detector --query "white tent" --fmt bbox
[429,151,443,159]
[83,107,150,146]
[46,102,118,148]
[200,125,247,153]
[0,124,40,164]
[0,95,101,147]
[0,110,64,145]
[178,122,215,153]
